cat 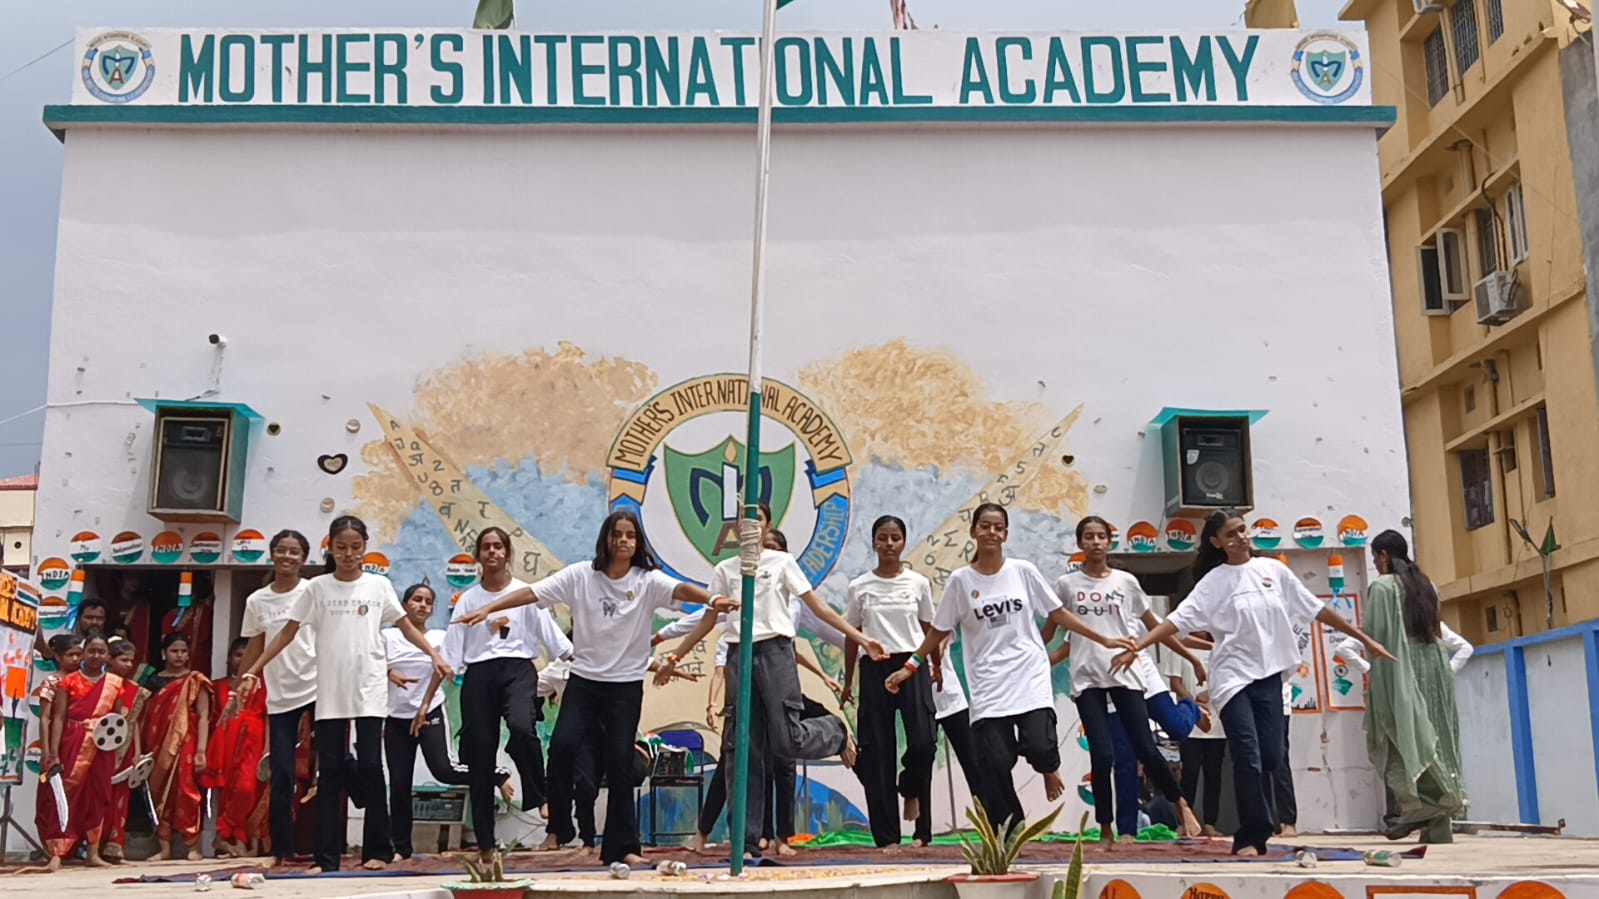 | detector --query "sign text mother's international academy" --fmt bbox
[72,28,1372,109]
